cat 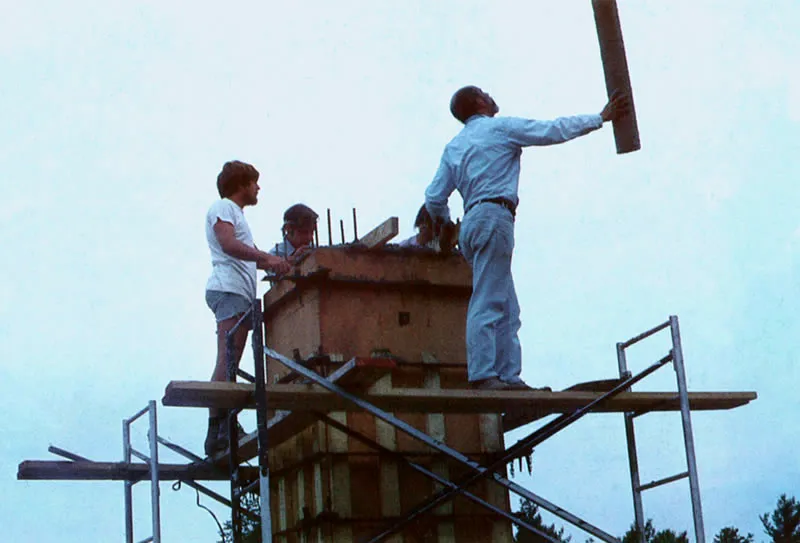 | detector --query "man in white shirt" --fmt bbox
[425,86,630,391]
[204,160,291,456]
